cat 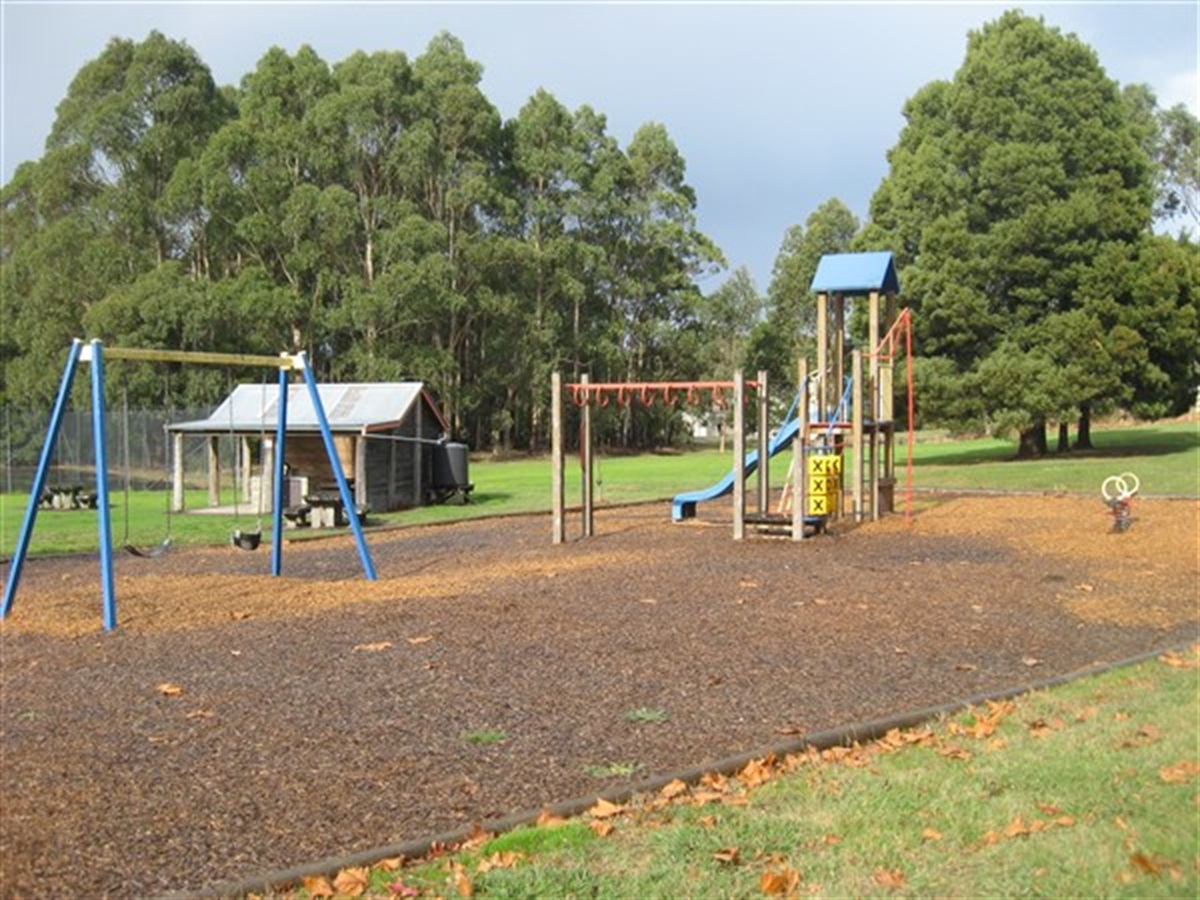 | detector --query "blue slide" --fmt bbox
[672,415,804,521]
